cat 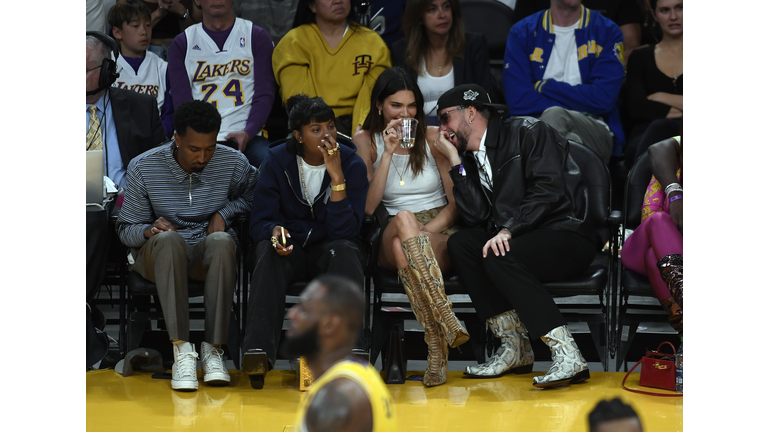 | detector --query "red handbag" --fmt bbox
[622,341,682,397]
